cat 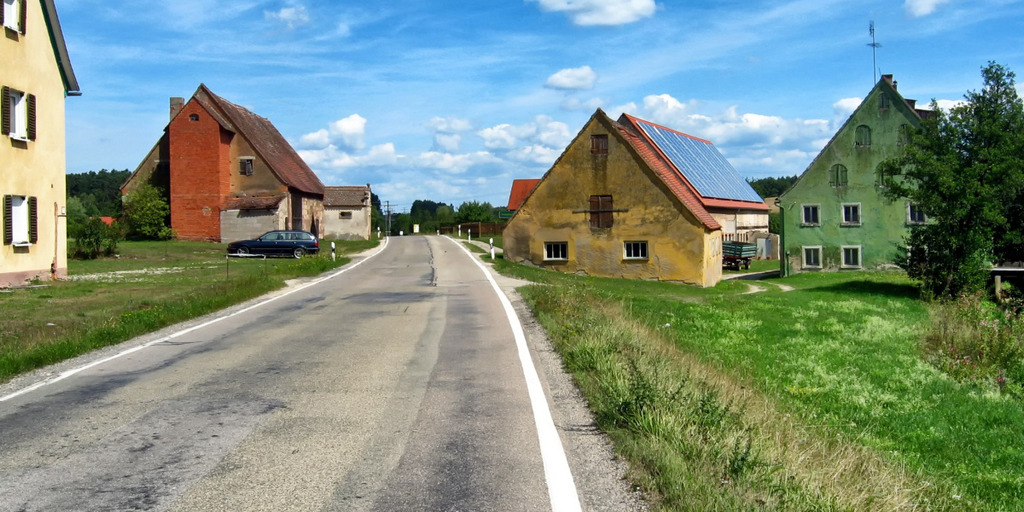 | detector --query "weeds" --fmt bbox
[924,291,1024,398]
